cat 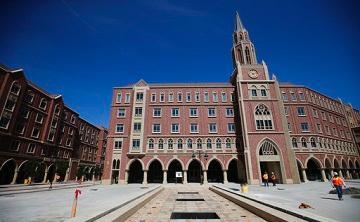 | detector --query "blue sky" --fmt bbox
[1,0,359,127]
